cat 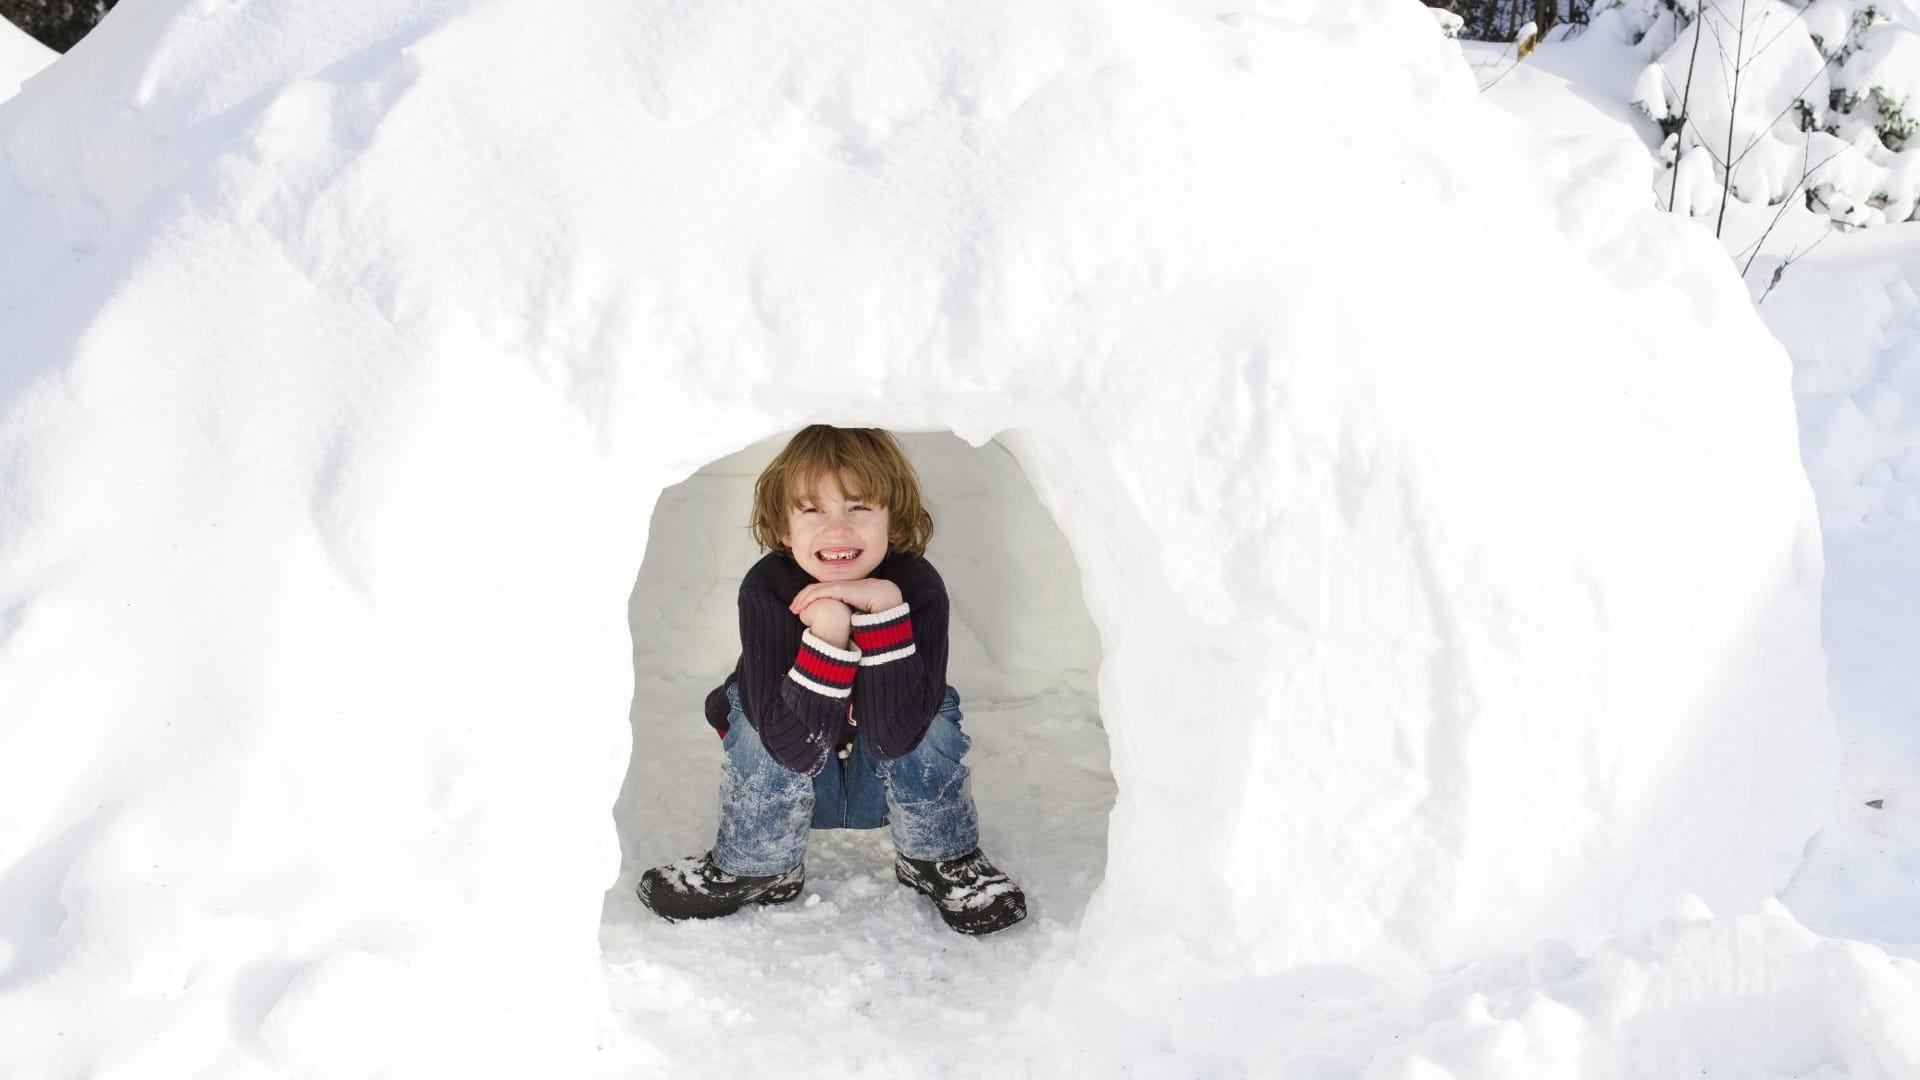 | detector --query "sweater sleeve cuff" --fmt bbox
[850,603,916,667]
[789,630,860,698]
